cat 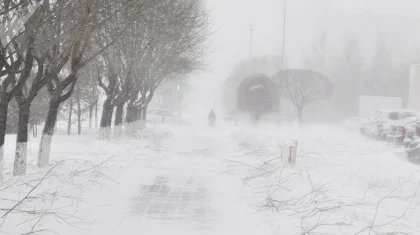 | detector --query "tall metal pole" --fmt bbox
[179,90,182,117]
[280,0,287,114]
[249,25,253,76]
[281,0,287,70]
